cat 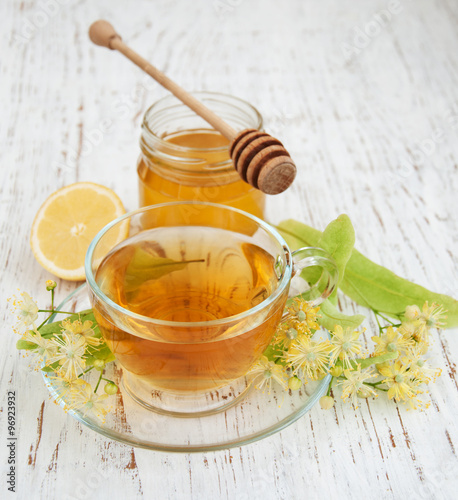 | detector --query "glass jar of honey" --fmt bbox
[137,92,265,219]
